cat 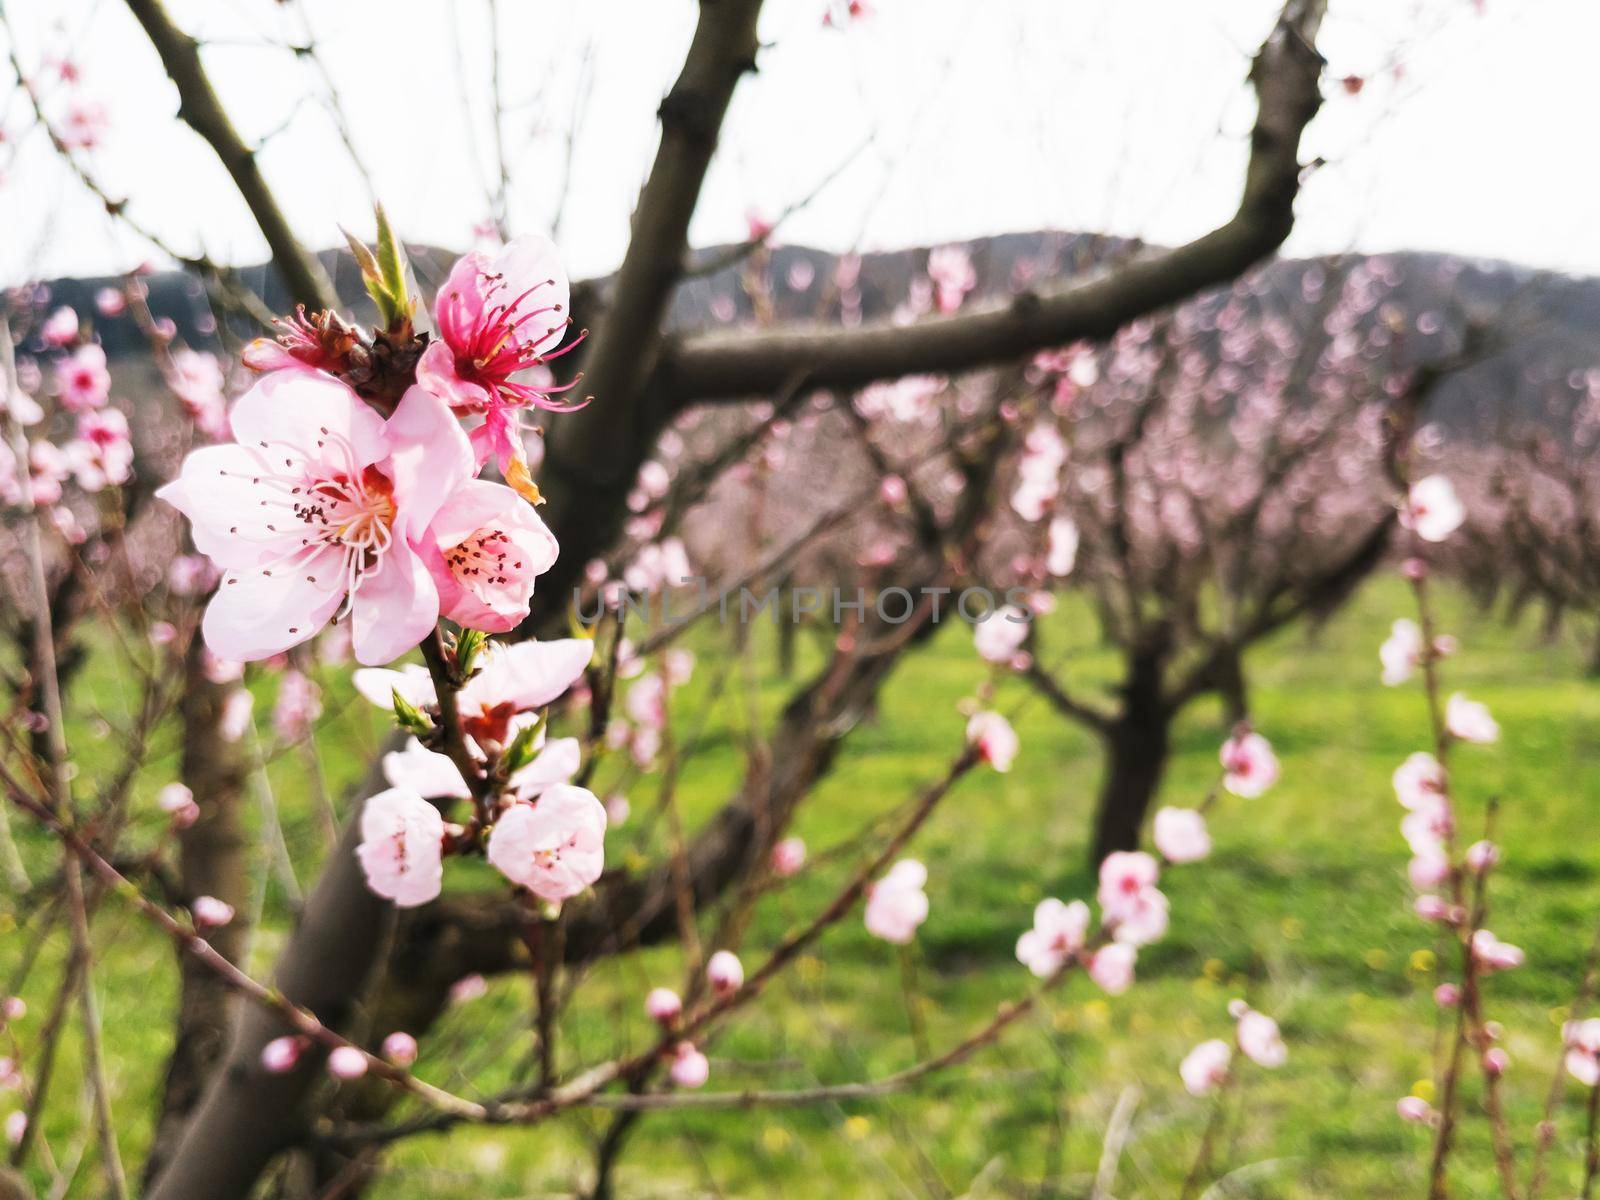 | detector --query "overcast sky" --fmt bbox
[0,0,1593,288]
